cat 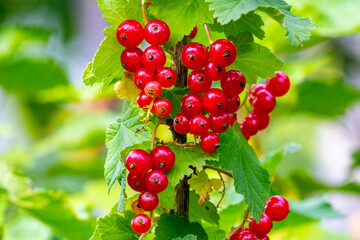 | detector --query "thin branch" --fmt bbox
[139,233,145,240]
[157,139,196,150]
[216,172,226,208]
[141,0,148,25]
[135,99,154,135]
[204,23,213,45]
[224,207,250,240]
[203,165,233,178]
[151,120,166,150]
[239,84,252,110]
